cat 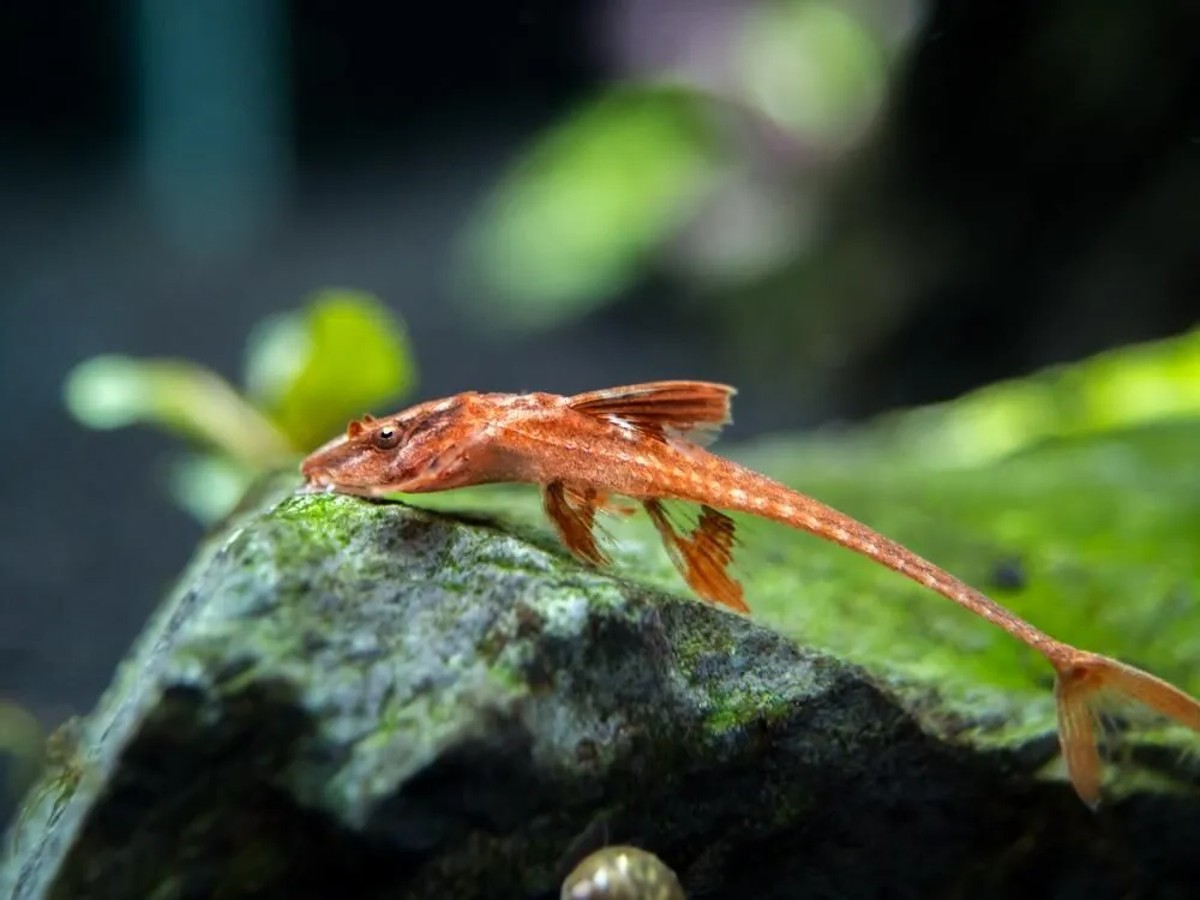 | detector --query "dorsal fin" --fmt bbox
[567,381,735,445]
